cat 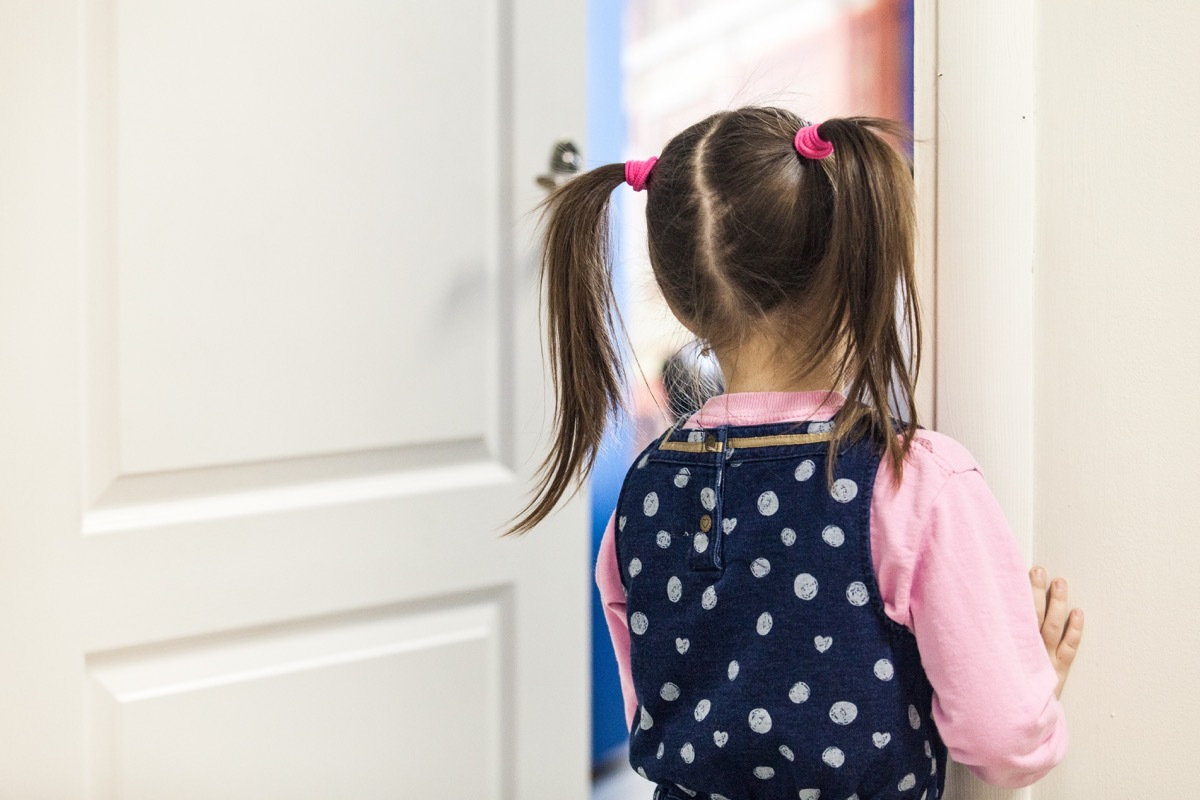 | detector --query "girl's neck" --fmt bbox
[712,336,840,395]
